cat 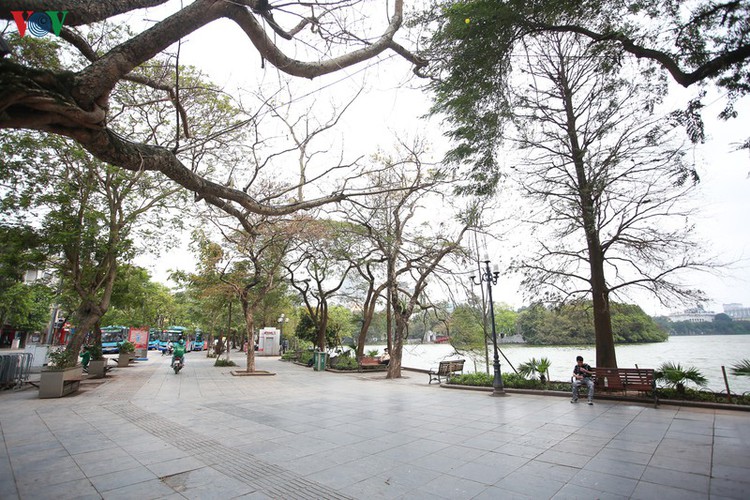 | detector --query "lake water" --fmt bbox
[381,335,750,394]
